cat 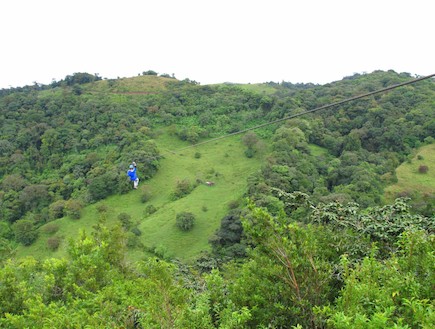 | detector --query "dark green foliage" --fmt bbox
[126,232,140,248]
[227,199,240,210]
[145,204,157,215]
[210,211,247,258]
[176,212,195,231]
[0,77,161,232]
[1,174,26,192]
[118,212,132,230]
[131,227,142,236]
[88,171,119,201]
[244,148,255,158]
[311,198,434,258]
[62,72,102,86]
[142,70,158,76]
[129,146,160,180]
[12,219,38,246]
[19,184,51,213]
[48,200,66,220]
